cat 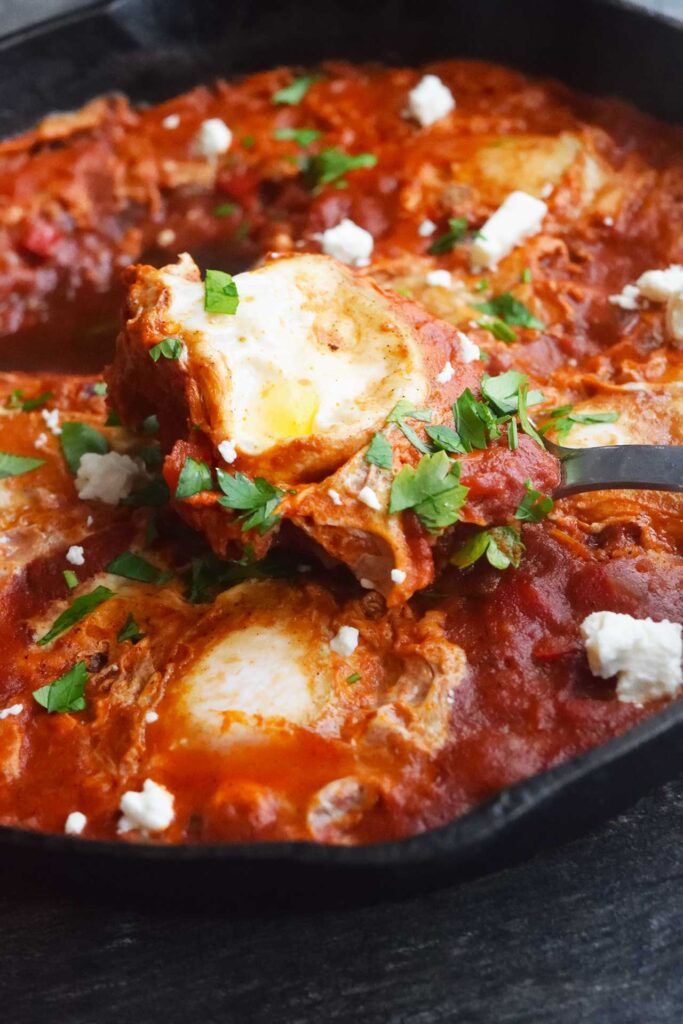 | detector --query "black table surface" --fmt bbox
[3,771,683,1023]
